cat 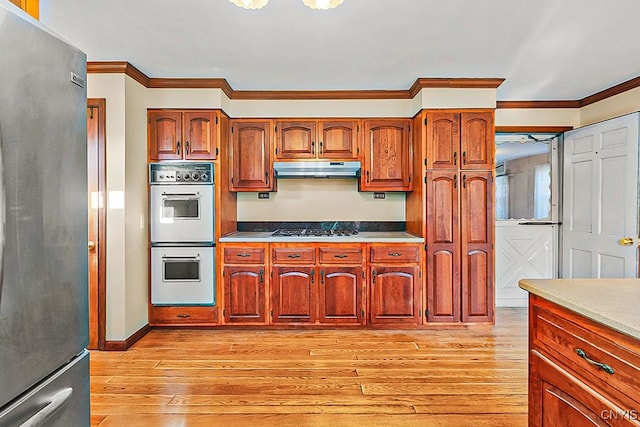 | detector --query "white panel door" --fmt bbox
[562,113,639,278]
[496,221,556,307]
